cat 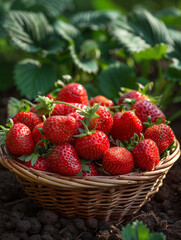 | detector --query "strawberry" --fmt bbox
[82,162,99,176]
[90,95,114,108]
[12,111,42,131]
[24,157,49,171]
[75,130,109,160]
[144,123,175,153]
[6,123,35,155]
[131,100,166,125]
[47,143,81,175]
[118,90,149,105]
[67,112,85,145]
[32,122,45,146]
[89,106,113,135]
[102,147,134,175]
[43,116,76,144]
[52,103,87,116]
[110,111,143,142]
[132,139,160,170]
[46,92,56,100]
[57,83,88,105]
